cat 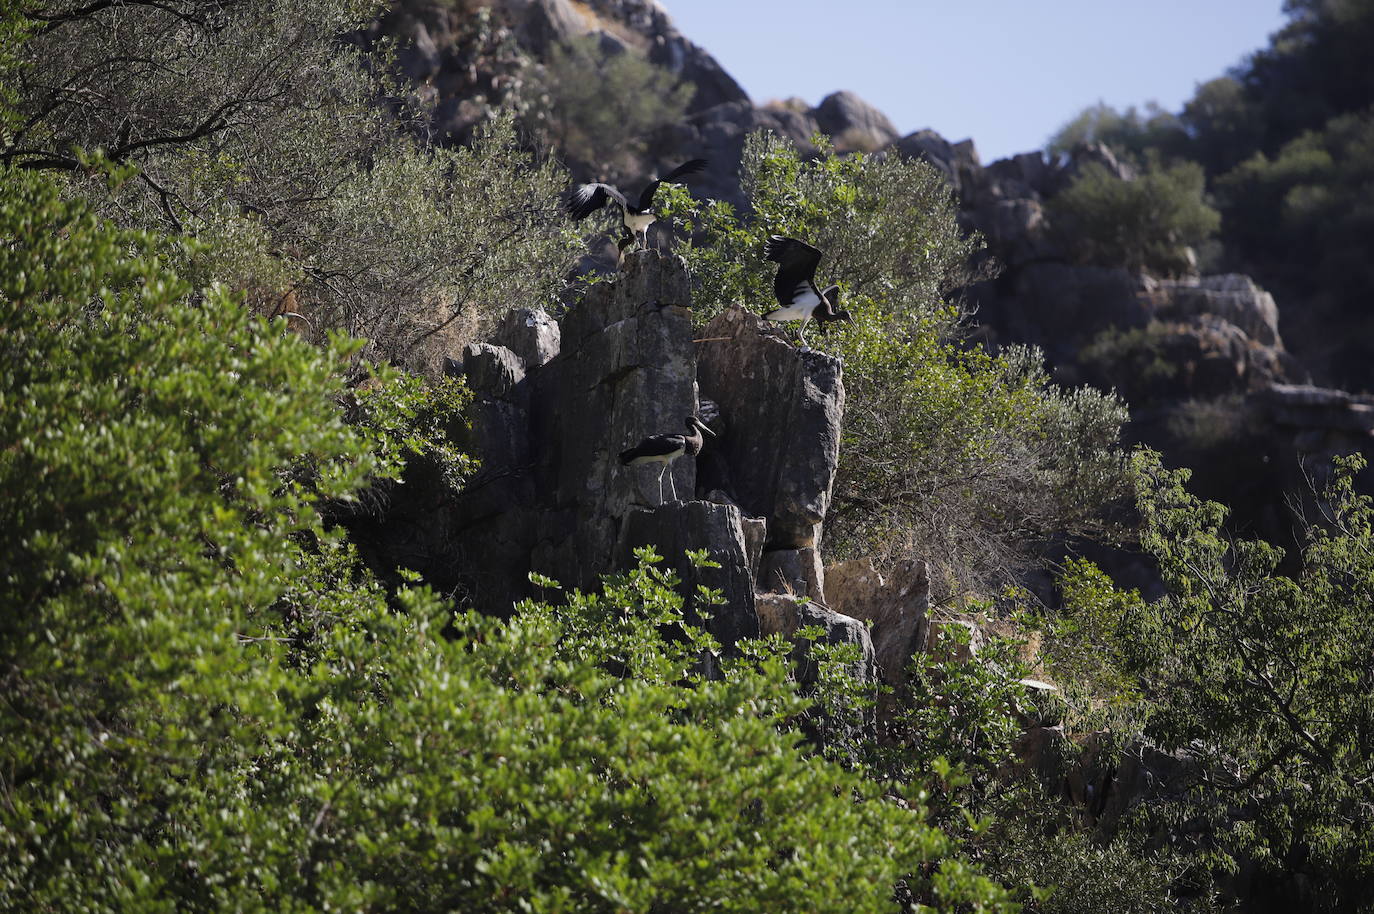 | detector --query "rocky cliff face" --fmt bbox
[352,252,944,688]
